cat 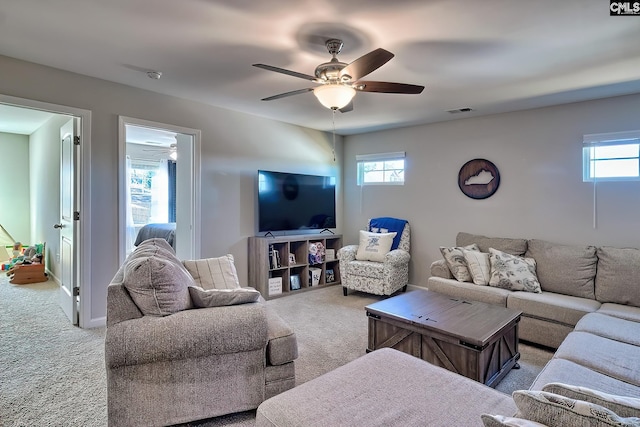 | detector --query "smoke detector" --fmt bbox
[146,71,162,80]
